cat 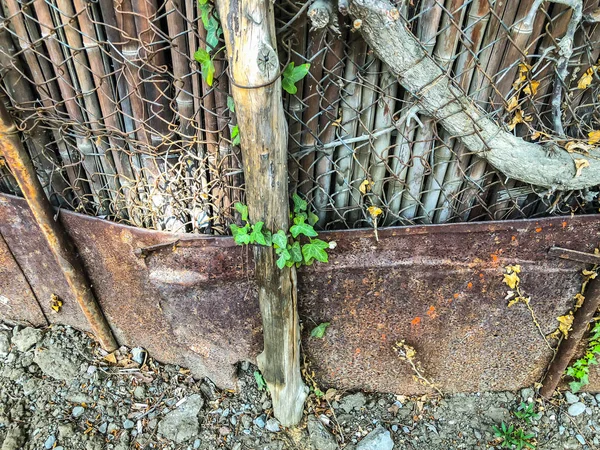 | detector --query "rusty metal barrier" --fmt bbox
[1,192,598,393]
[0,102,117,351]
